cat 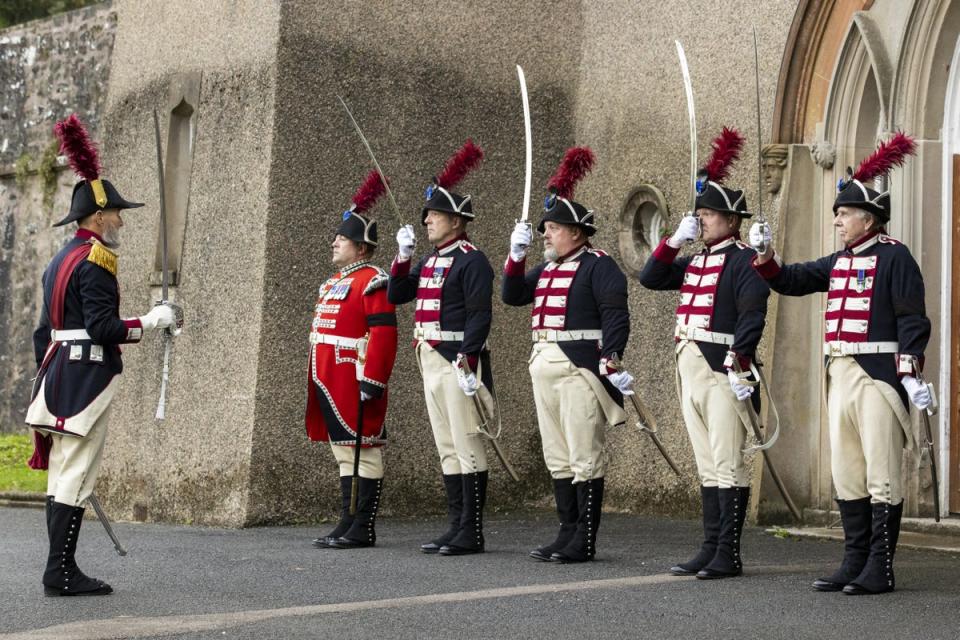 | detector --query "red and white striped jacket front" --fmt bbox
[415,238,475,345]
[824,238,886,343]
[530,246,605,330]
[675,238,737,332]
